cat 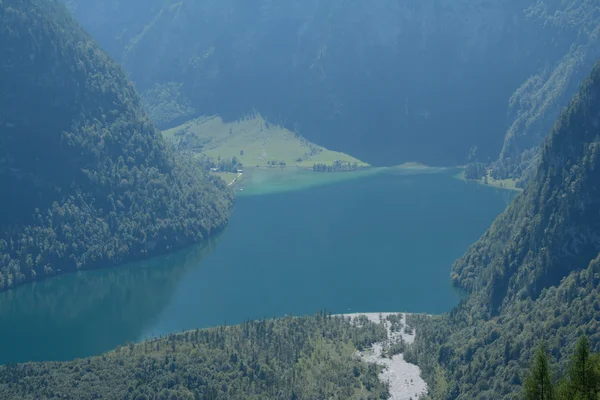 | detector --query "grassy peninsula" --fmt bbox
[163,114,368,170]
